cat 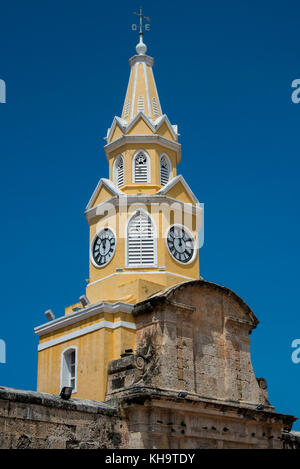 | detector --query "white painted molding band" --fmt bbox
[157,175,199,204]
[38,320,136,352]
[85,193,203,221]
[86,270,197,288]
[143,61,152,120]
[86,178,123,211]
[104,134,181,163]
[35,301,134,337]
[129,54,154,68]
